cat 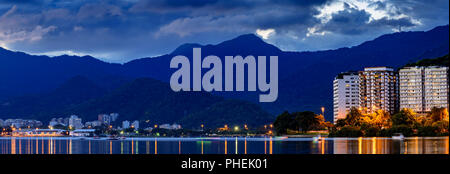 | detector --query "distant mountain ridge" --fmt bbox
[0,76,106,119]
[0,76,274,128]
[0,25,448,122]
